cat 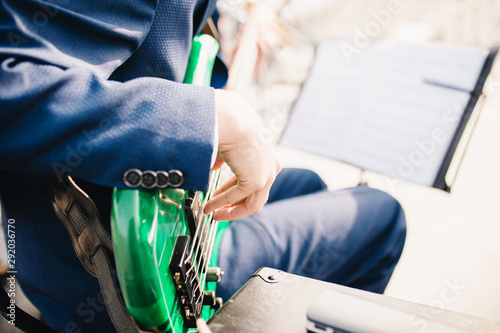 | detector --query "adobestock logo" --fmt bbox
[51,118,112,176]
[396,101,466,181]
[397,129,448,179]
[339,0,404,63]
[408,278,467,333]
